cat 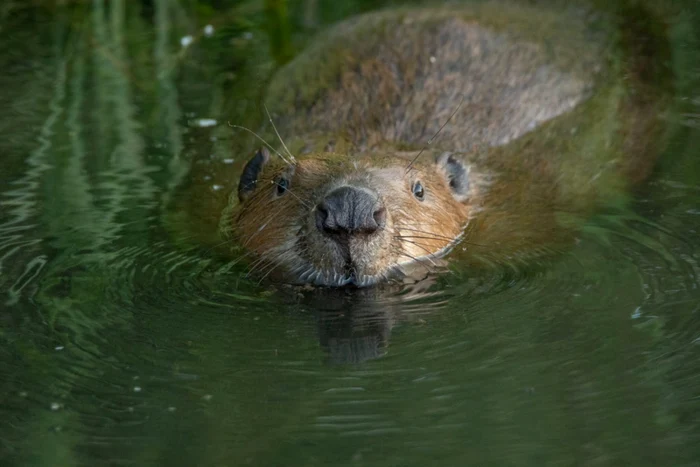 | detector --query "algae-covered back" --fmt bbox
[264,3,614,152]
